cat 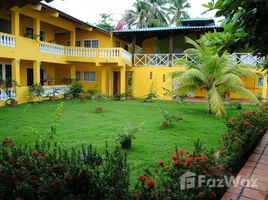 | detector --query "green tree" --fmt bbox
[173,36,259,117]
[204,0,268,69]
[167,0,190,26]
[96,13,115,31]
